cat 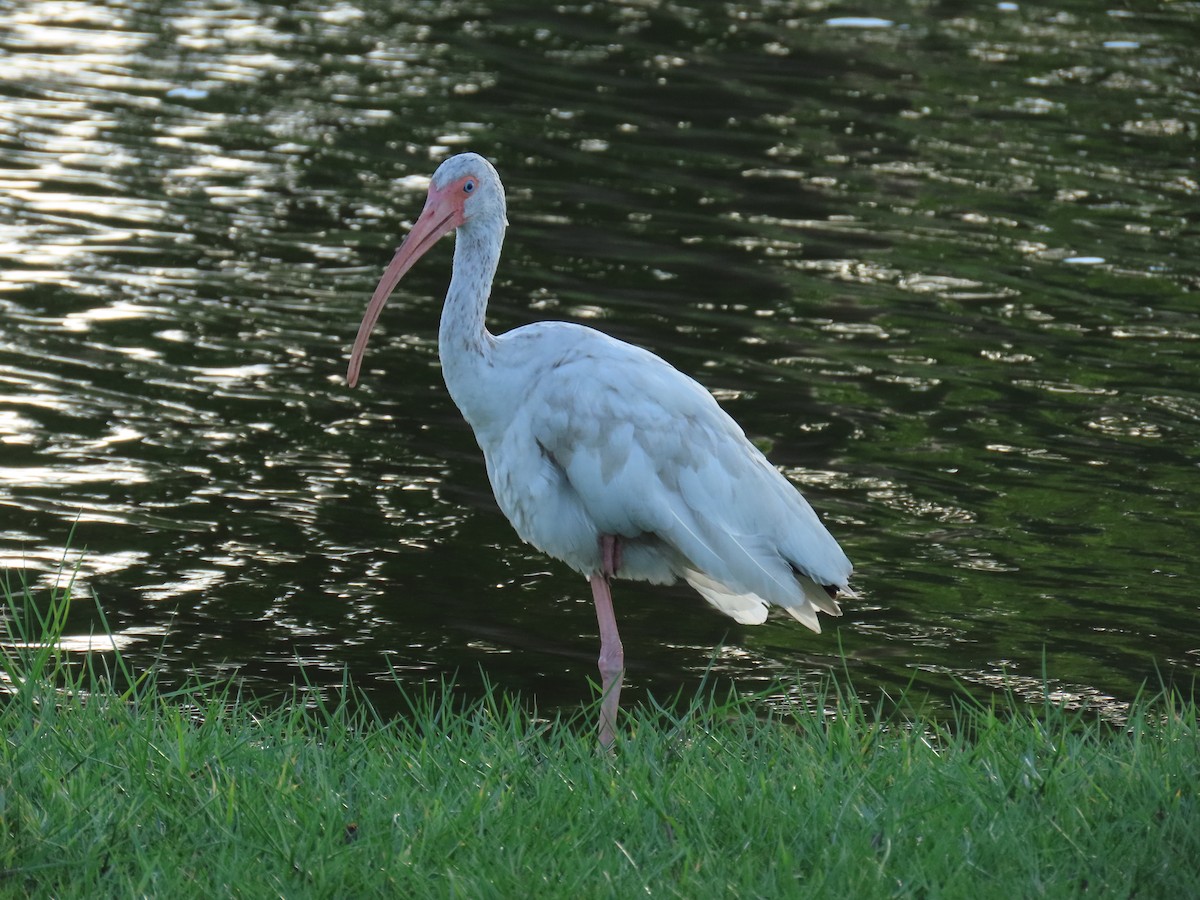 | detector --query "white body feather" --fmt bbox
[451,320,852,630]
